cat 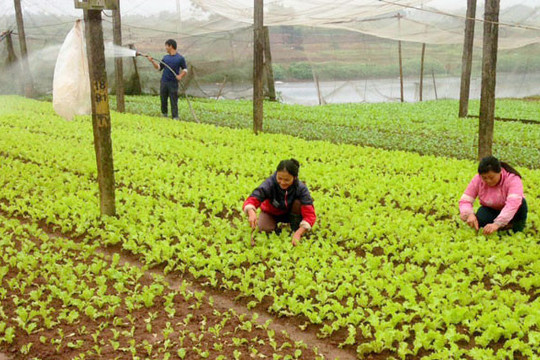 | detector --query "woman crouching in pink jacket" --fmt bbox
[459,156,528,235]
